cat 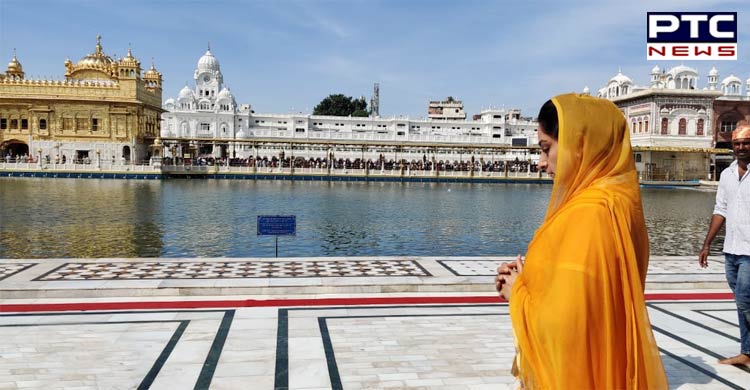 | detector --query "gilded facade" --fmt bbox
[0,36,164,164]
